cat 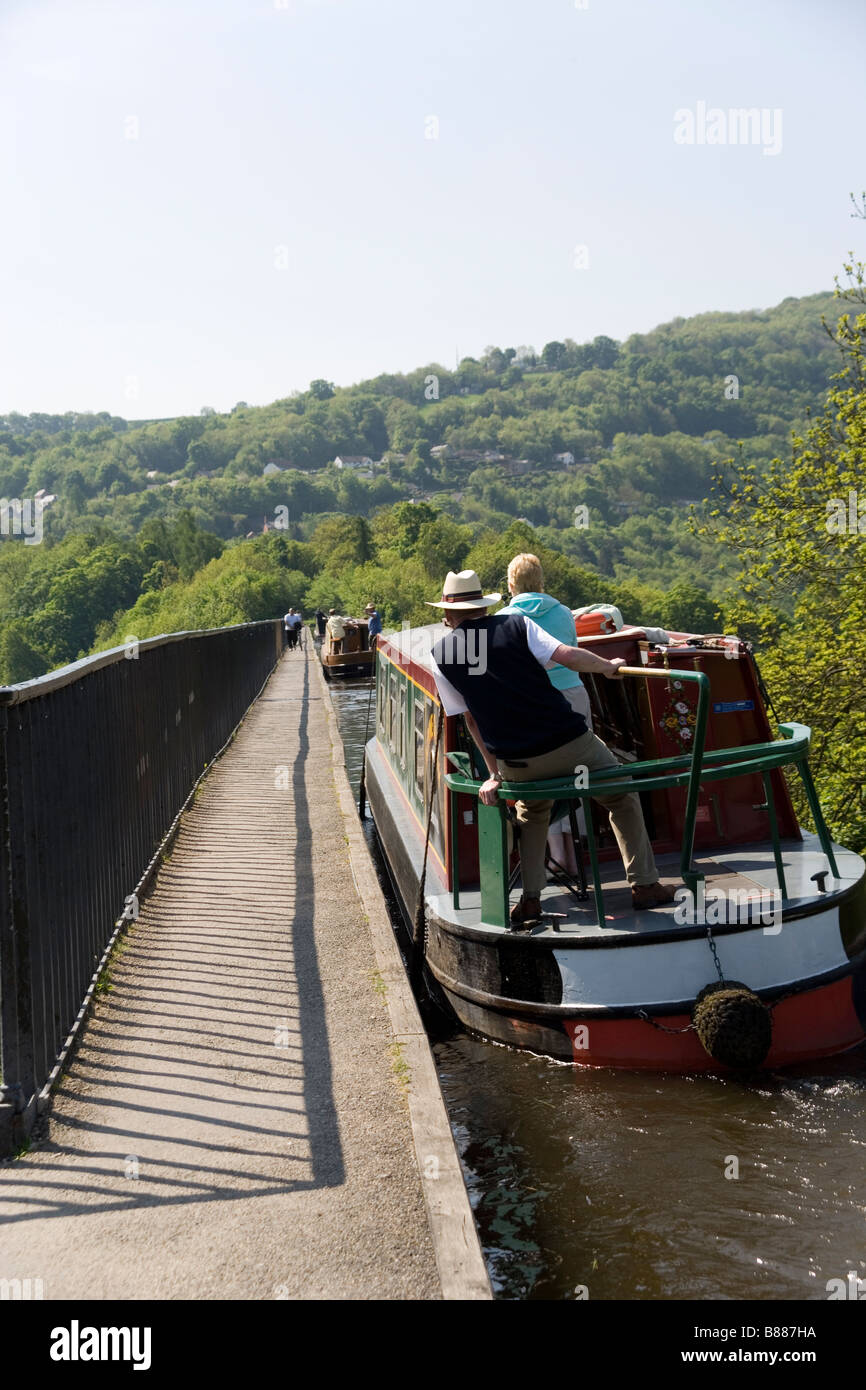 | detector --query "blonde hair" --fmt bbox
[507,552,544,594]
